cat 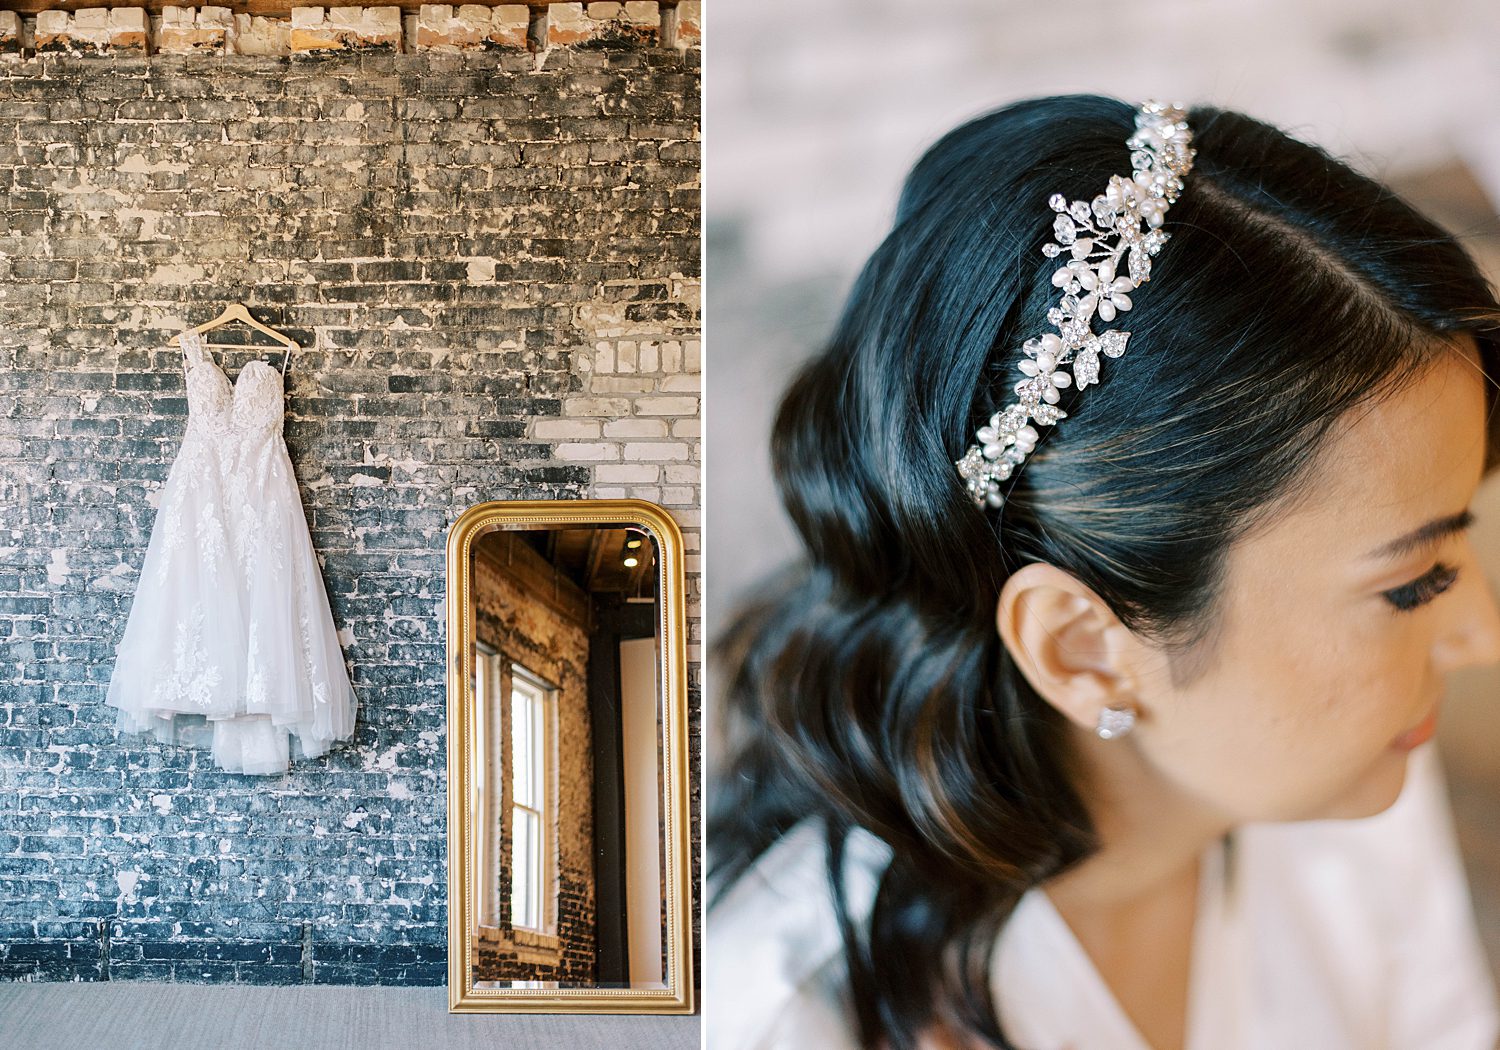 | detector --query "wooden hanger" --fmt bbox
[169,303,300,375]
